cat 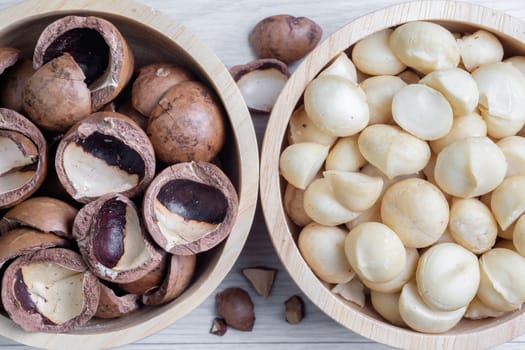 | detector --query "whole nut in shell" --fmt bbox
[0,58,33,113]
[216,287,255,331]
